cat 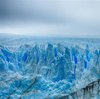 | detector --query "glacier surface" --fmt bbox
[0,36,100,99]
